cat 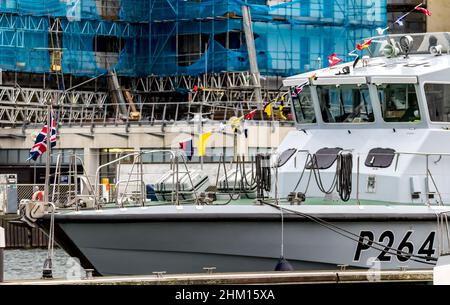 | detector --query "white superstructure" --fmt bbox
[278,33,450,205]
